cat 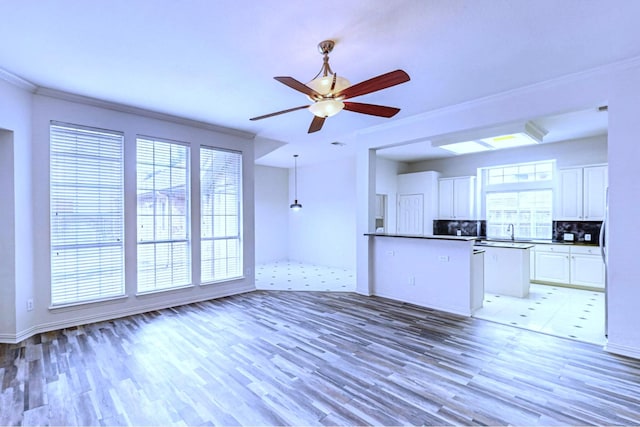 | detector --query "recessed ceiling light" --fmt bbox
[438,140,491,154]
[481,133,539,149]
